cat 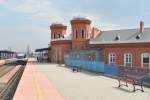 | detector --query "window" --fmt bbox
[142,53,149,64]
[57,34,60,38]
[109,53,116,64]
[81,29,84,38]
[54,34,56,39]
[76,30,78,39]
[124,53,132,64]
